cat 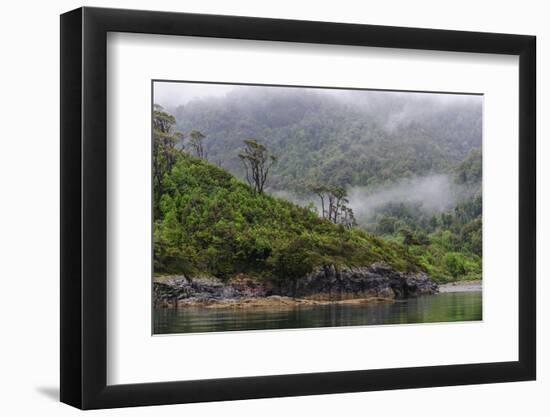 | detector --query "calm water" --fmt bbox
[153,291,482,334]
